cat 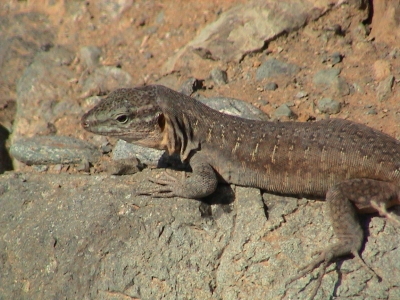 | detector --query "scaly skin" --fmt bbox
[82,85,400,298]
